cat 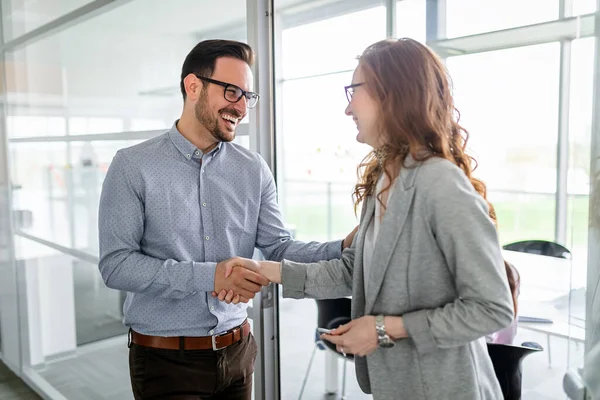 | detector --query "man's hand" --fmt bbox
[342,225,359,250]
[213,257,269,301]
